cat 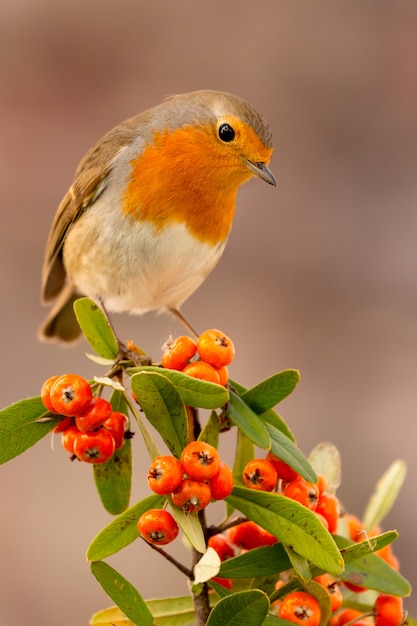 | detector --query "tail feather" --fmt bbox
[38,283,82,344]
